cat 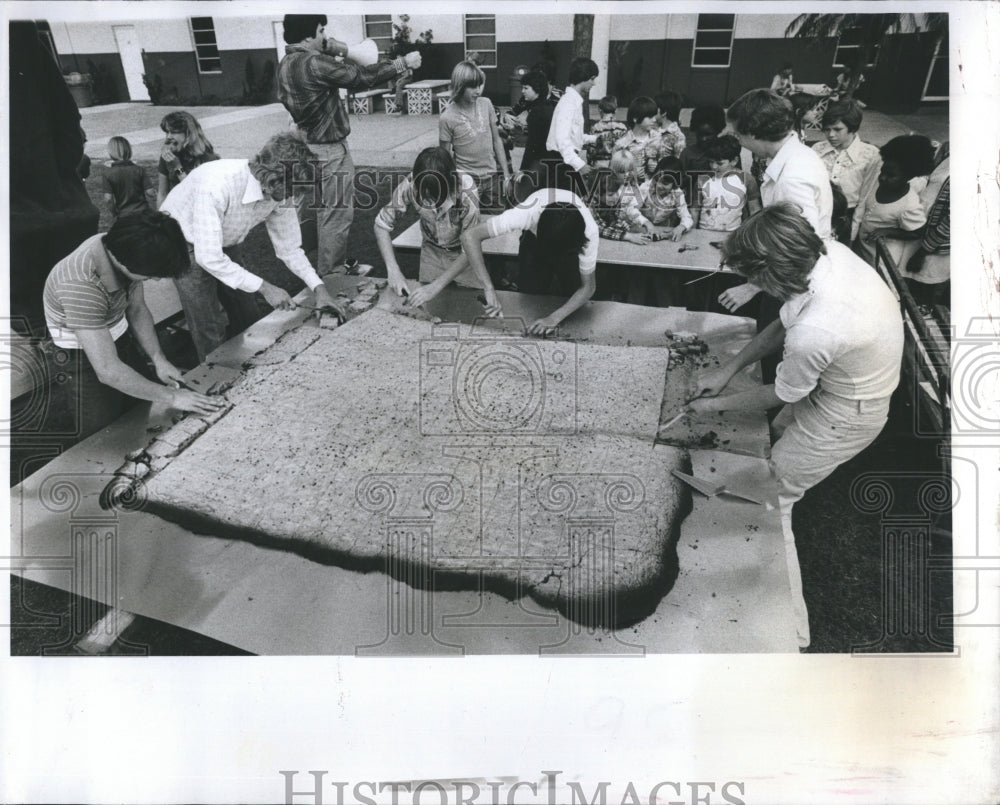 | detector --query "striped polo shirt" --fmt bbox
[43,234,134,349]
